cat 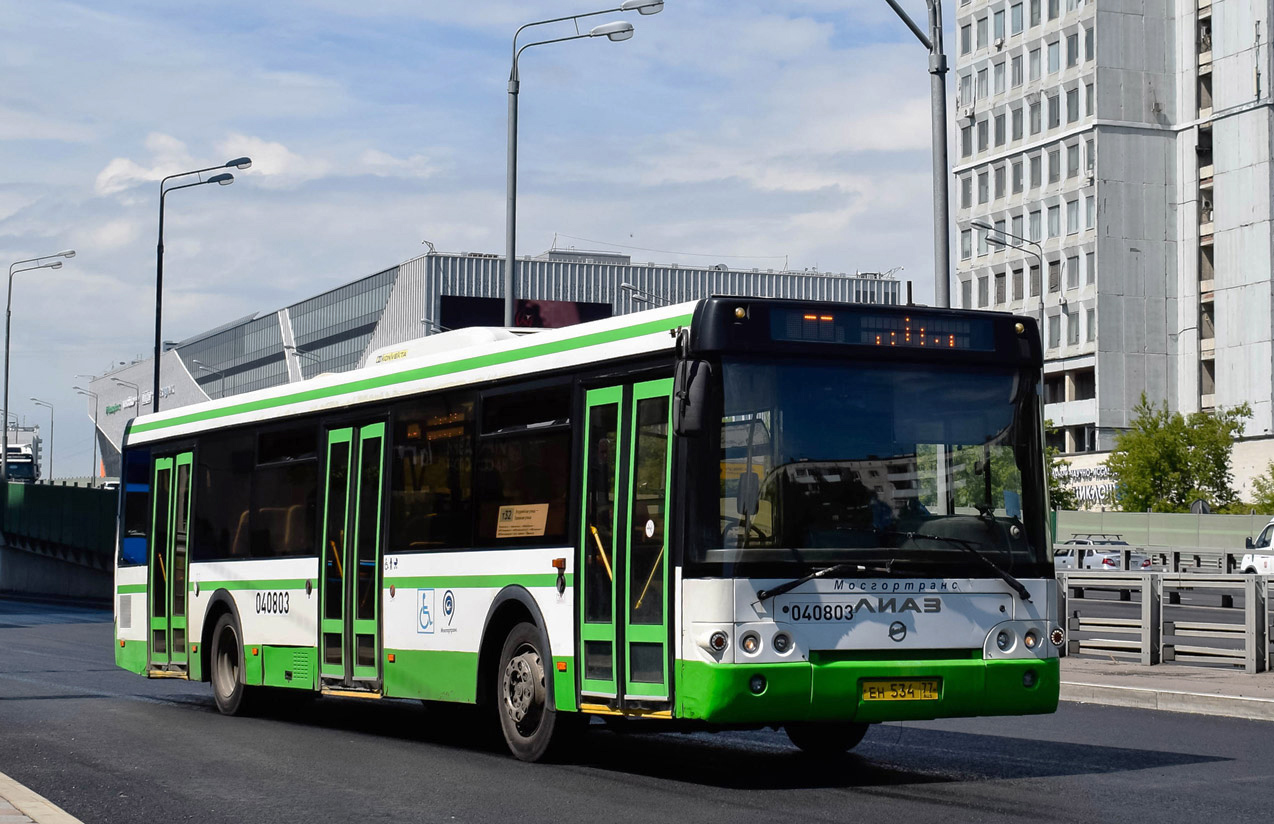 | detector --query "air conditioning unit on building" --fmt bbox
[994,37,1004,50]
[959,105,975,122]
